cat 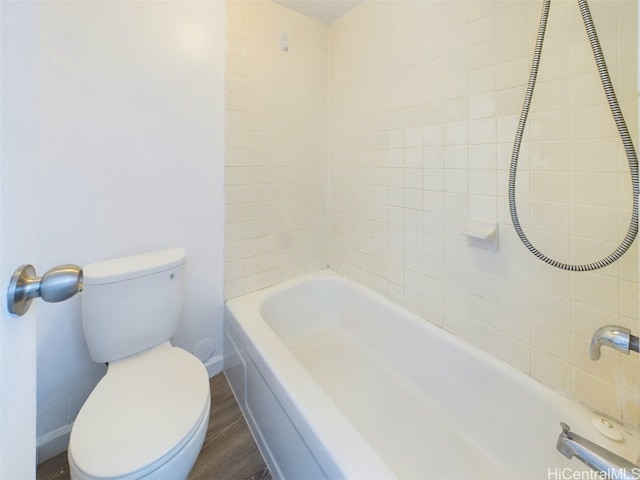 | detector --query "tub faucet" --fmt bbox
[590,325,640,361]
[556,423,639,480]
